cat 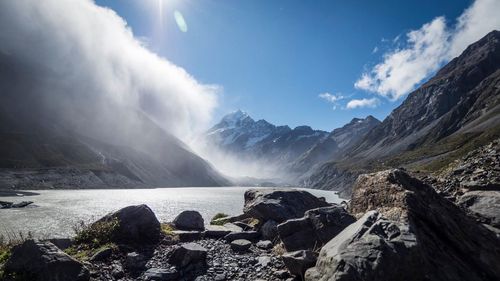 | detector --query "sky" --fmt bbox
[92,0,500,132]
